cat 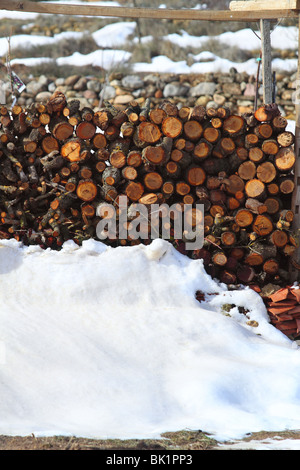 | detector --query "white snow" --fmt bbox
[56,49,132,69]
[163,26,298,52]
[6,24,299,74]
[1,238,300,442]
[92,22,137,48]
[217,437,300,450]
